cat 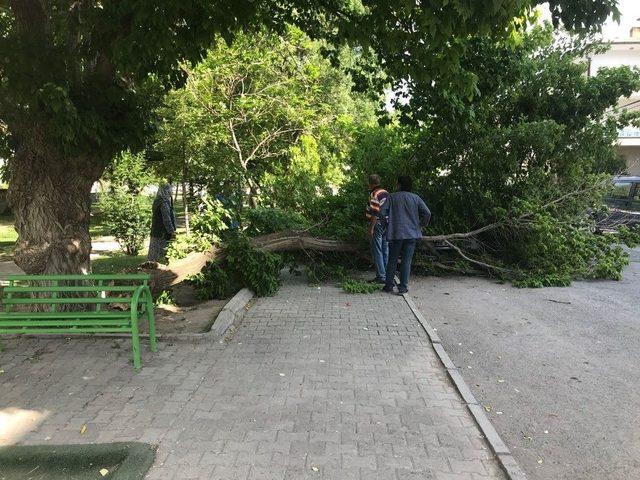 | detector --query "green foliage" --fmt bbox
[243,207,309,237]
[104,150,157,195]
[341,279,380,294]
[193,235,283,299]
[190,265,237,301]
[167,234,213,261]
[304,262,349,285]
[98,189,152,256]
[154,290,175,307]
[155,27,378,209]
[166,197,233,260]
[191,198,232,238]
[225,236,283,296]
[334,27,640,286]
[0,1,623,279]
